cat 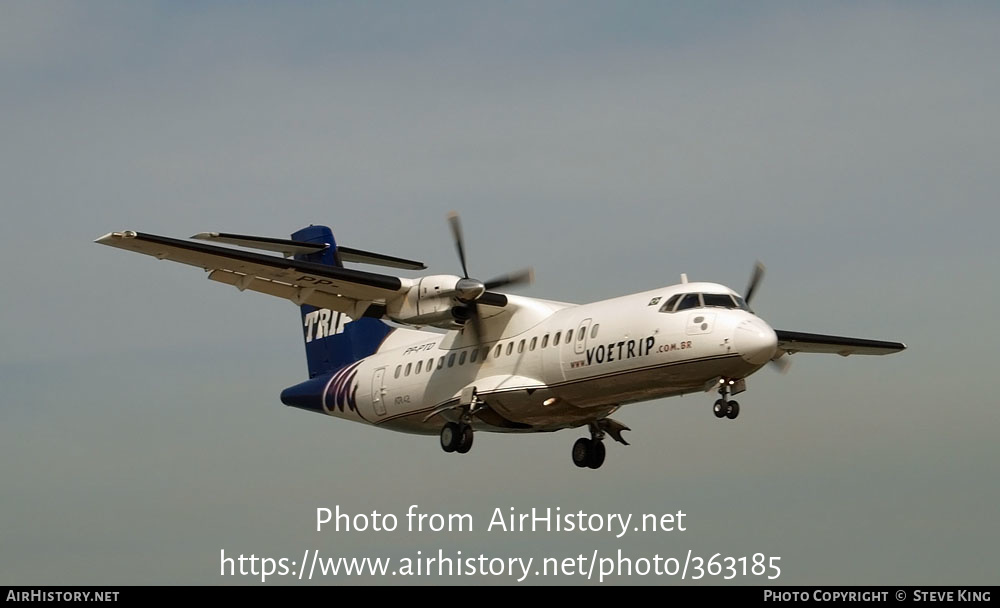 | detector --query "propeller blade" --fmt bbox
[470,303,485,346]
[484,267,534,290]
[477,291,508,307]
[447,211,470,278]
[745,261,765,304]
[456,302,486,345]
